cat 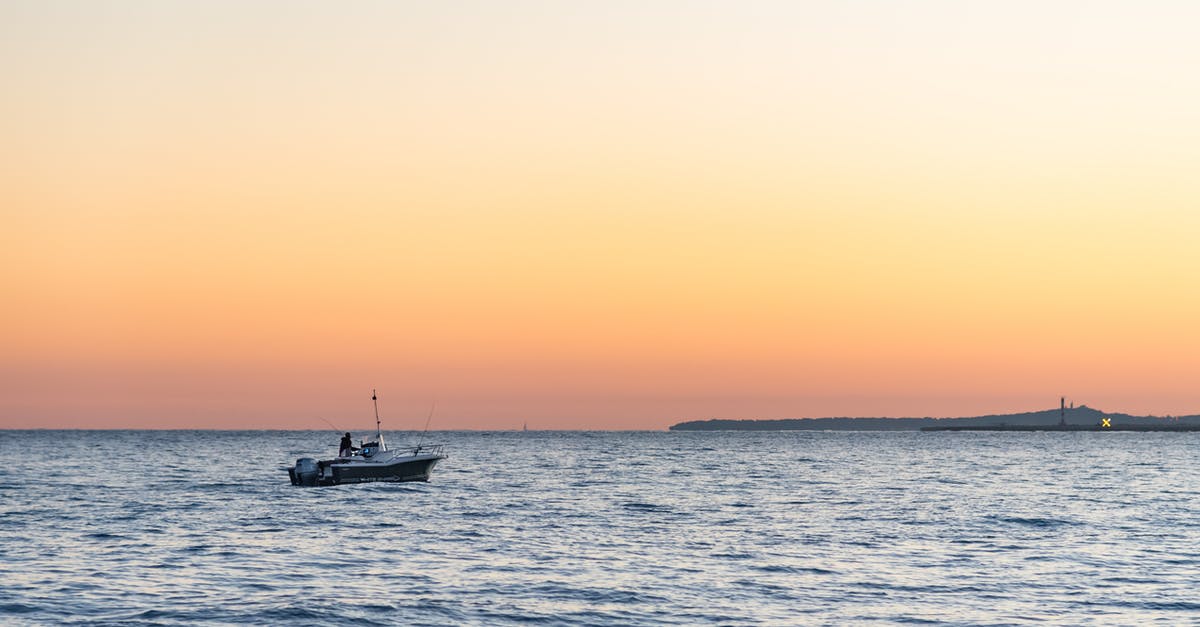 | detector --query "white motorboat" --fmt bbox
[288,391,446,487]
